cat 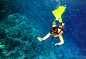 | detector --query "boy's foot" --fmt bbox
[55,18,58,22]
[62,23,65,26]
